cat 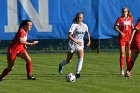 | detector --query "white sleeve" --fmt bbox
[85,24,88,32]
[69,24,76,34]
